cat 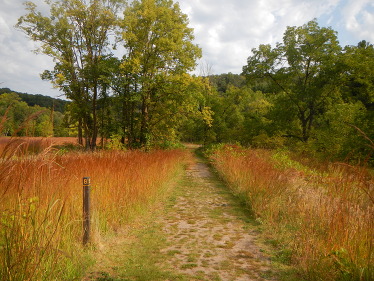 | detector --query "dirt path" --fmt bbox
[158,152,276,281]
[84,149,277,281]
